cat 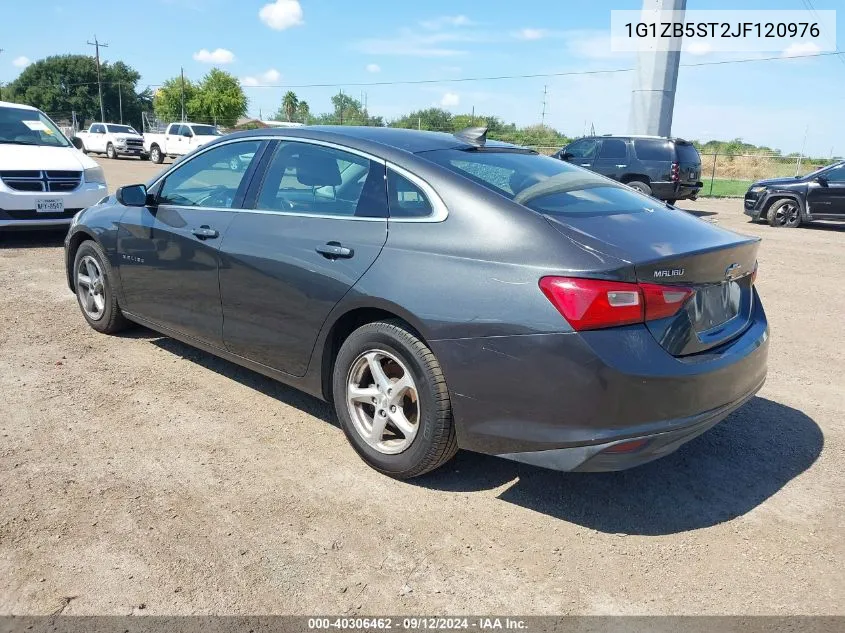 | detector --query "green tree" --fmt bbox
[153,76,200,122]
[316,91,374,125]
[389,108,453,131]
[189,68,248,127]
[281,91,299,122]
[295,100,311,124]
[4,54,151,129]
